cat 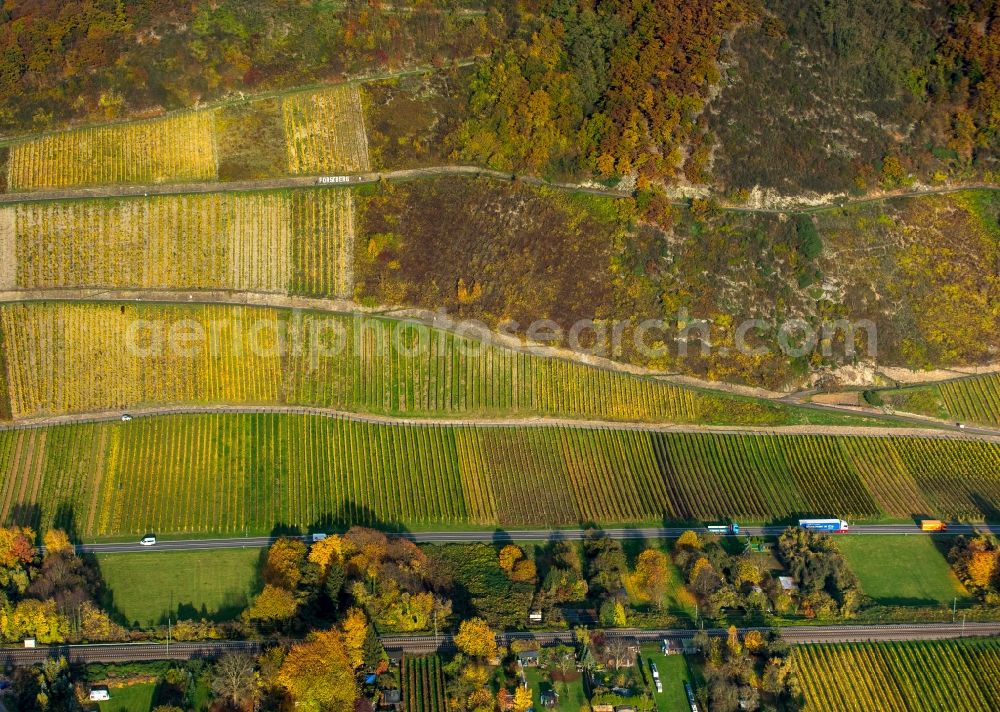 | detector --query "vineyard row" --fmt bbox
[0,301,773,425]
[794,638,1000,712]
[0,413,995,538]
[6,84,370,190]
[3,189,353,296]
